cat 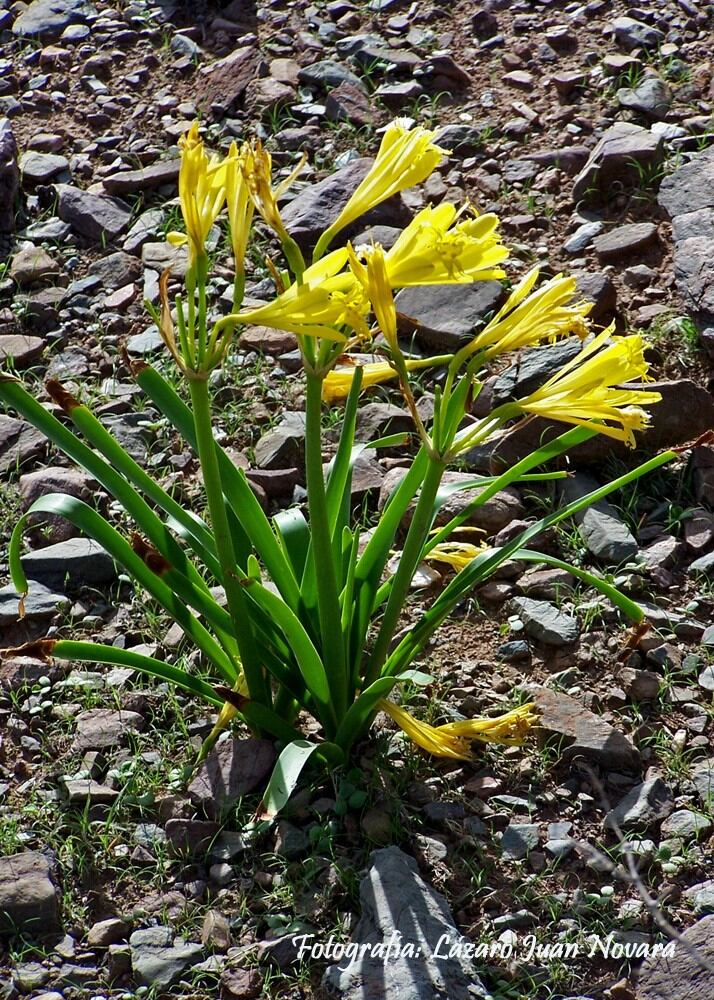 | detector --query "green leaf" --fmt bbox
[258,740,322,820]
[49,640,224,704]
